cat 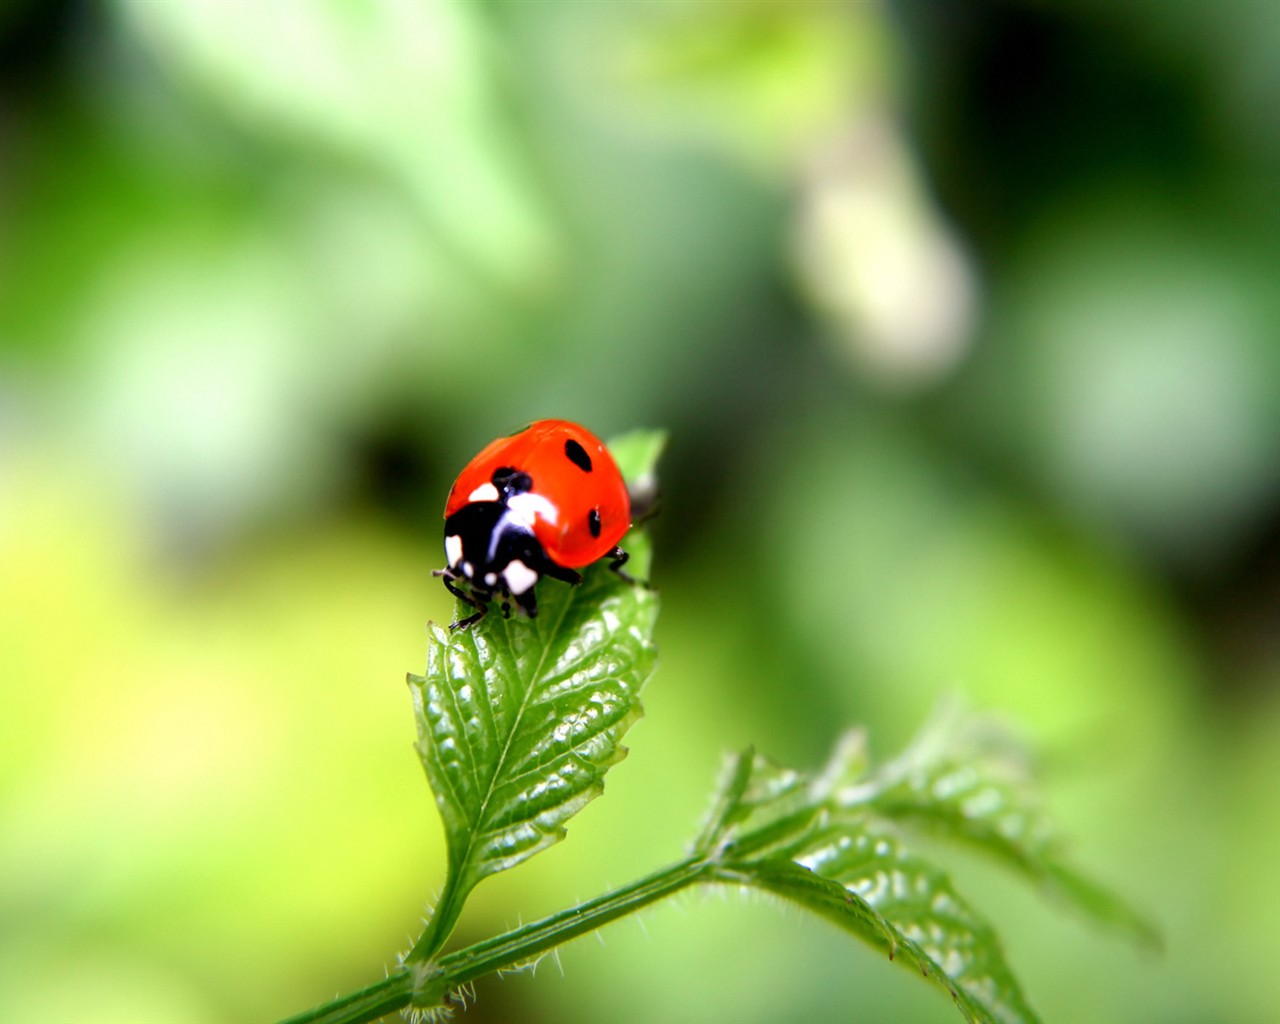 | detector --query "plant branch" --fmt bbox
[276,972,414,1024]
[276,853,711,1024]
[434,853,710,987]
